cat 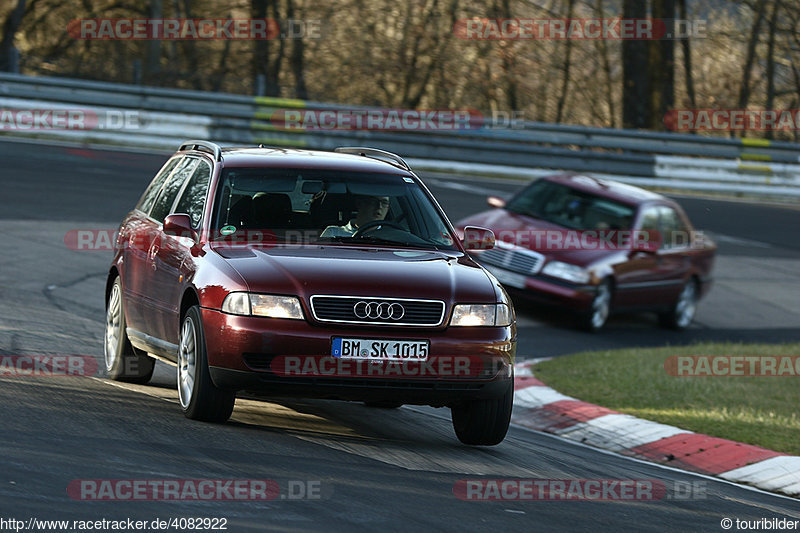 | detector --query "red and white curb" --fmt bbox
[512,361,800,498]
